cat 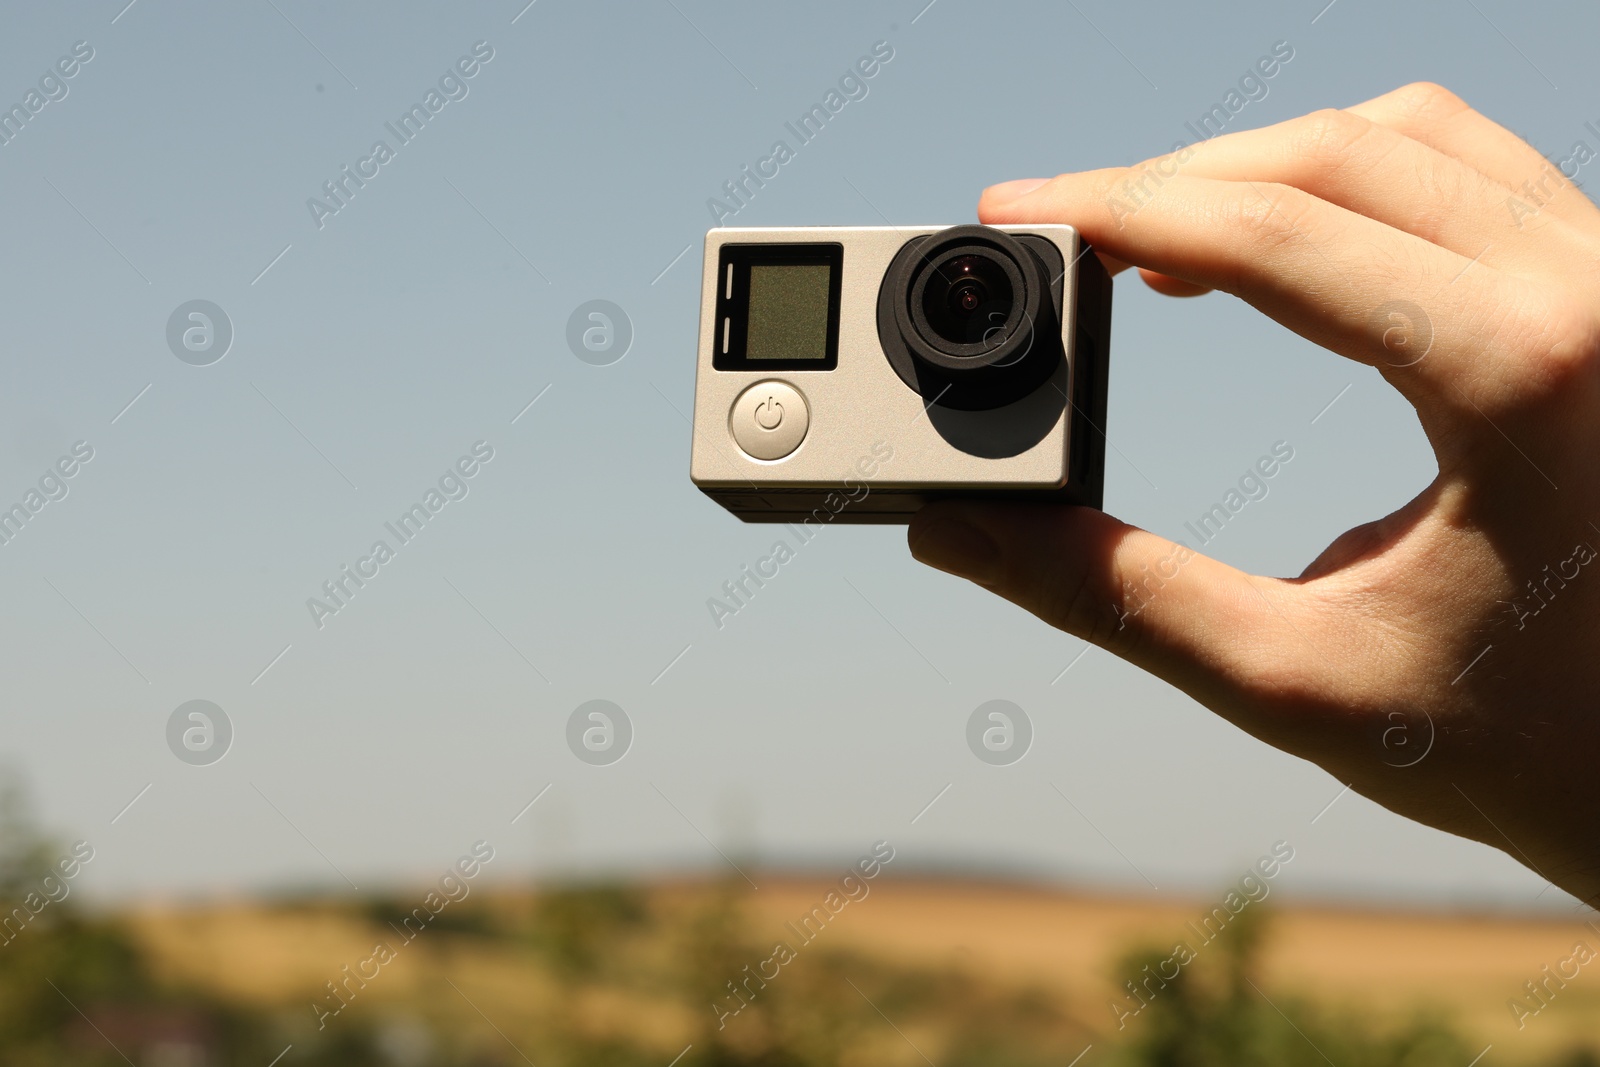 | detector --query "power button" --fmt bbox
[730,380,809,461]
